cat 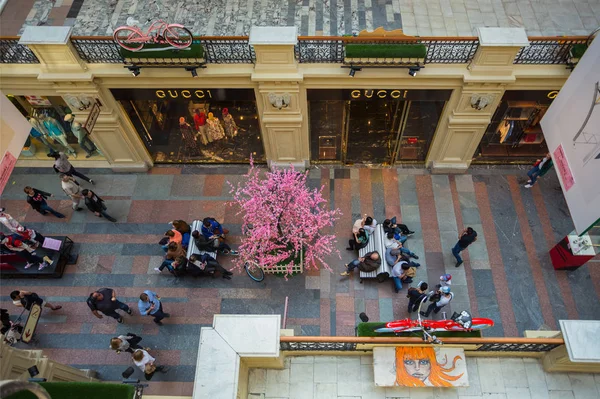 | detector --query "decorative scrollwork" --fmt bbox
[513,39,587,64]
[71,38,124,63]
[280,341,358,351]
[0,39,39,64]
[295,39,345,63]
[423,40,479,64]
[200,39,255,64]
[476,343,561,352]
